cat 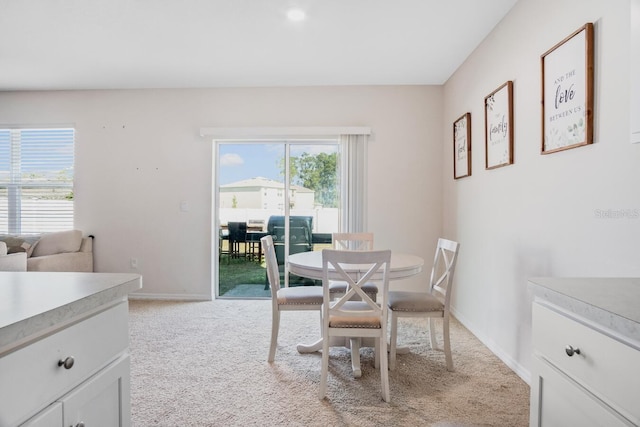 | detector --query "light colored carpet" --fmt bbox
[129,299,529,426]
